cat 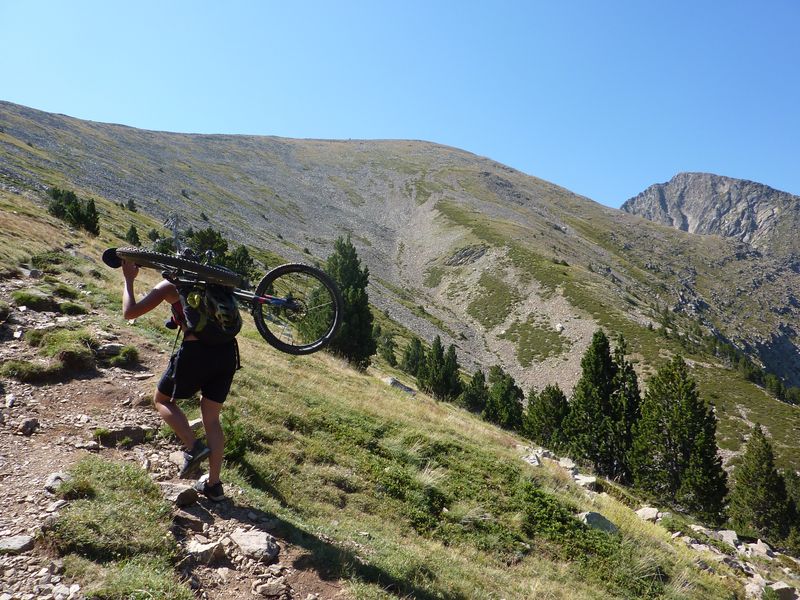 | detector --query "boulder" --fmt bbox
[717,529,739,549]
[577,512,618,534]
[523,453,541,467]
[231,528,280,563]
[44,472,71,493]
[159,482,198,507]
[18,417,39,436]
[558,457,576,470]
[185,539,225,565]
[574,474,598,490]
[96,343,125,358]
[635,507,660,522]
[767,582,797,600]
[0,535,34,554]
